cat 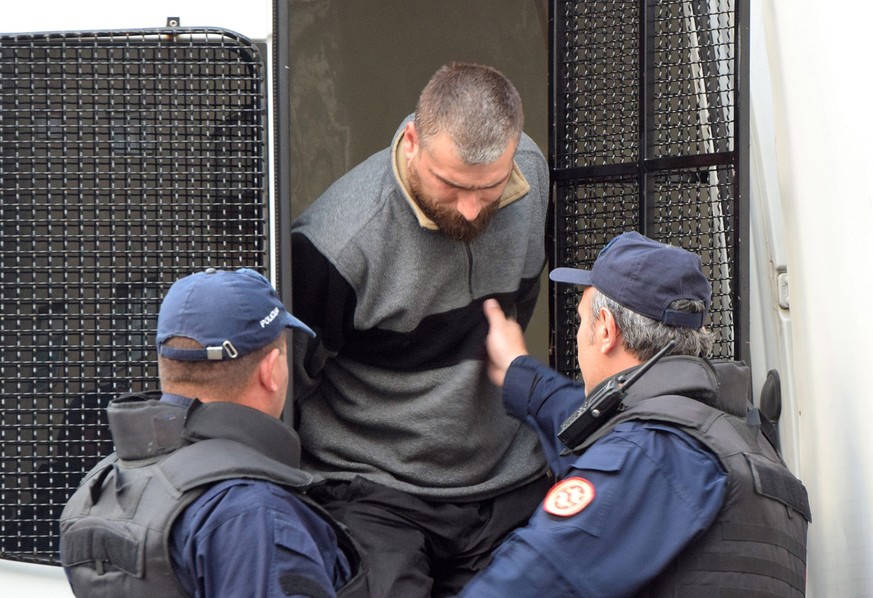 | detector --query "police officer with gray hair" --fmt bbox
[461,232,811,597]
[60,268,366,597]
